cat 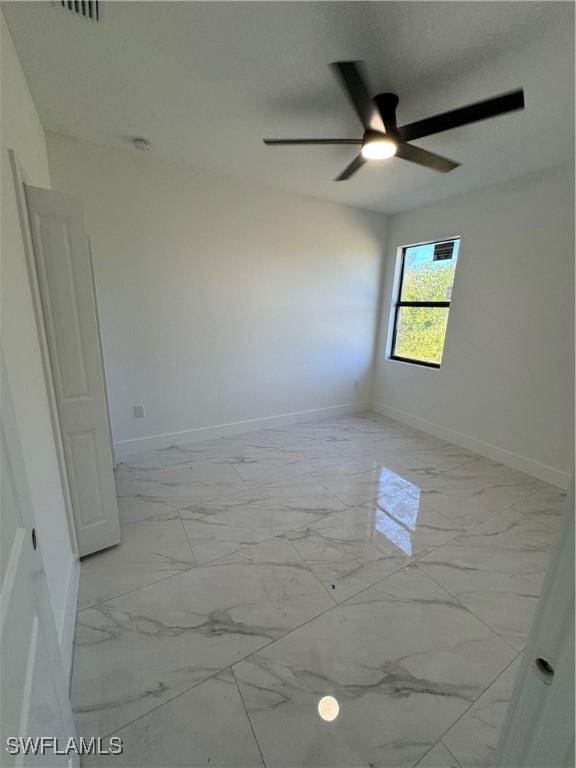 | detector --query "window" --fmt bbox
[390,238,460,368]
